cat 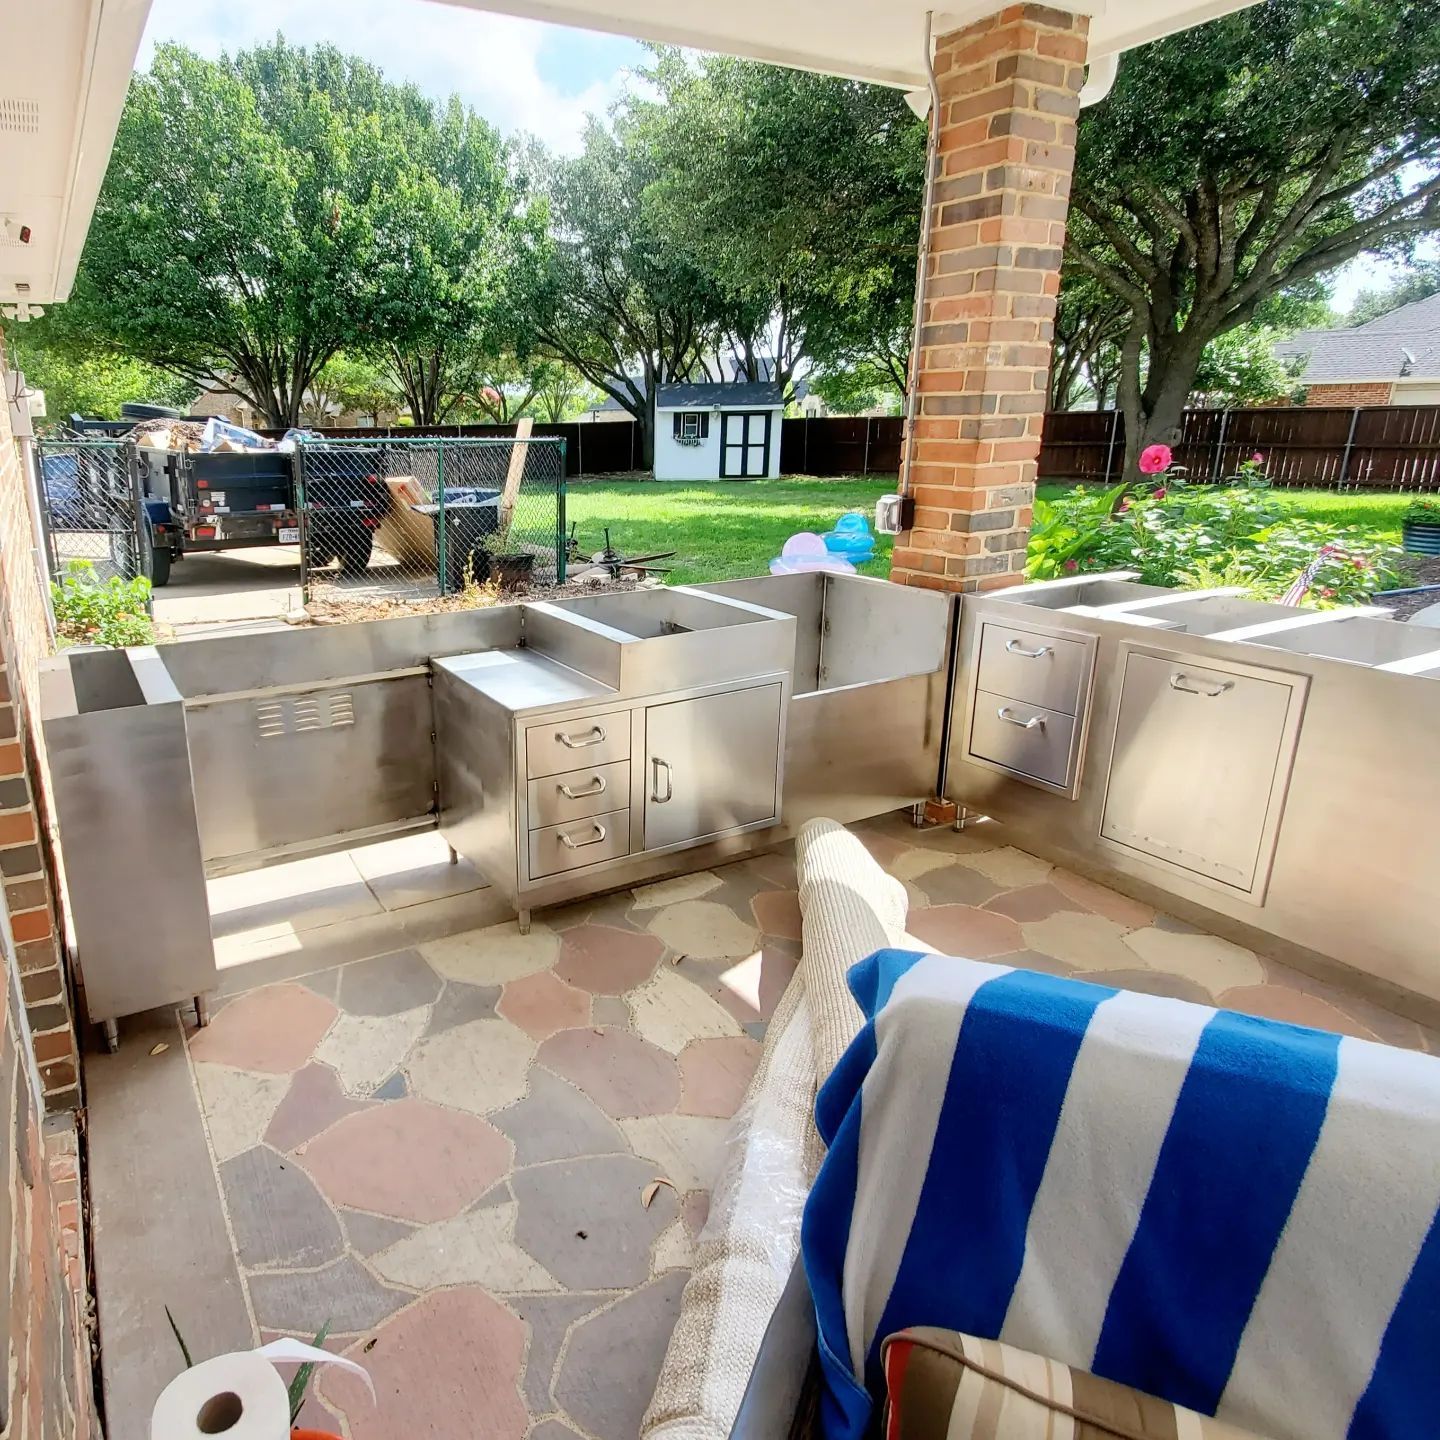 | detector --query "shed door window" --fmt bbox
[673,412,709,440]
